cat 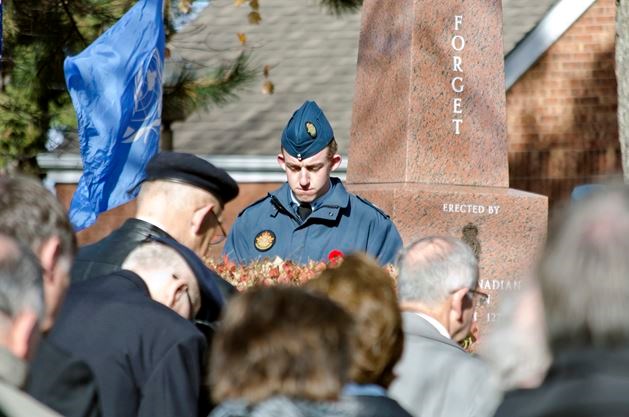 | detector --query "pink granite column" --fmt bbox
[346,0,548,335]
